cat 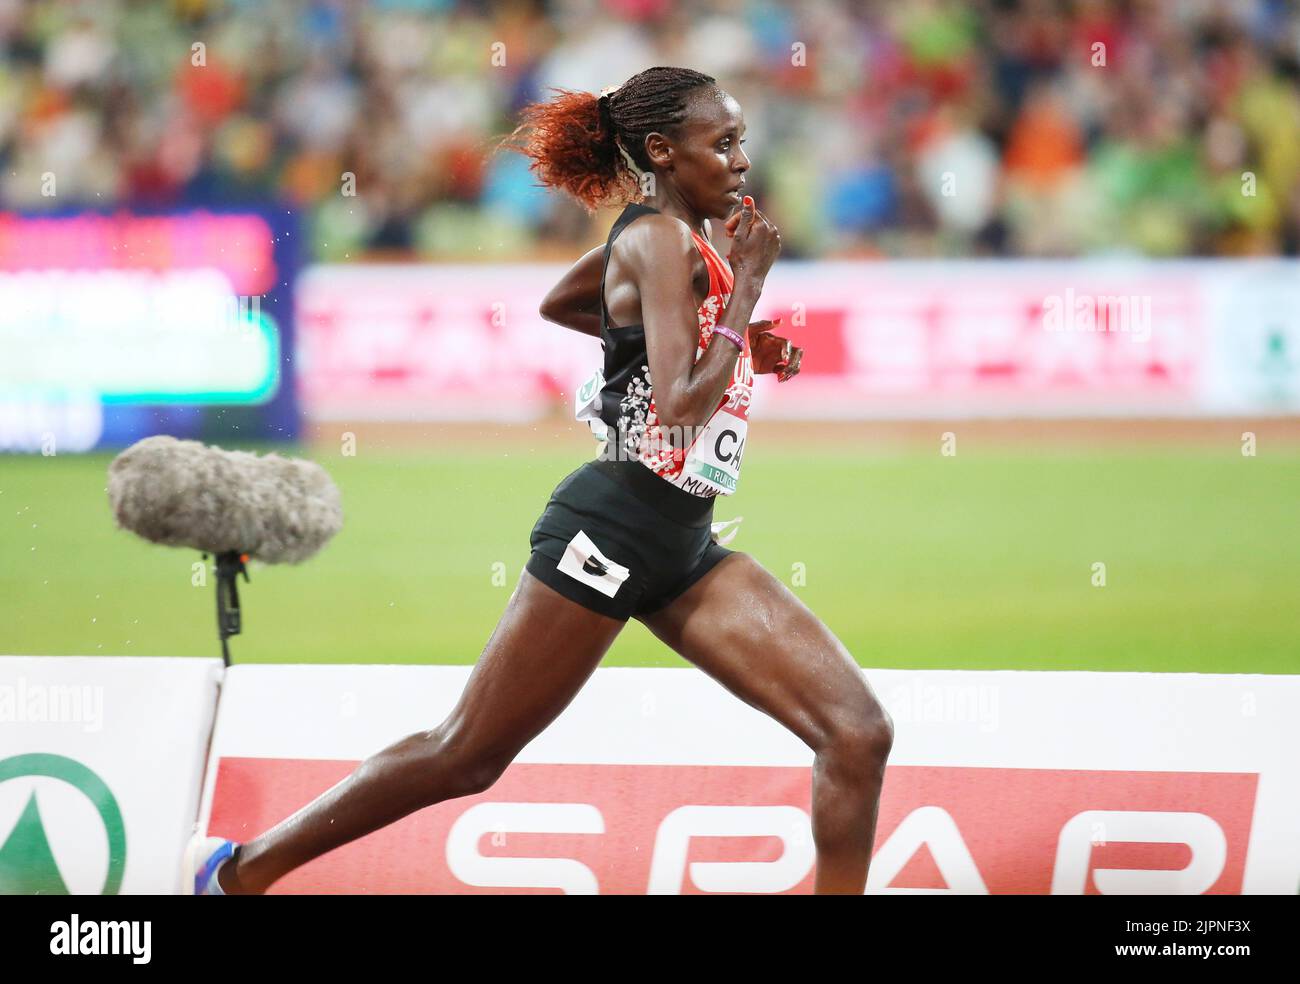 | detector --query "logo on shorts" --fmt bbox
[558,530,630,598]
